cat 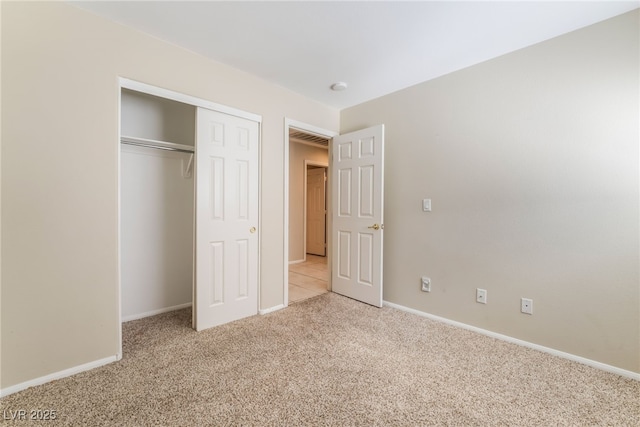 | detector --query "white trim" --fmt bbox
[0,355,118,398]
[288,120,338,139]
[122,303,193,323]
[116,80,123,362]
[289,259,305,265]
[257,121,263,319]
[119,78,262,123]
[259,304,285,315]
[383,300,640,381]
[283,120,290,308]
